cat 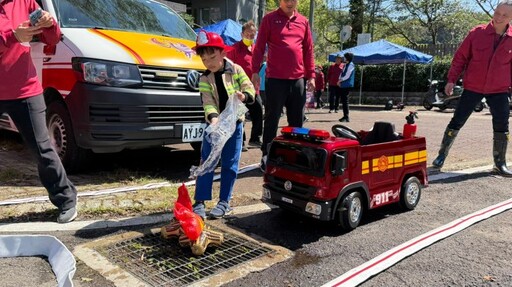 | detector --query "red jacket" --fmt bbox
[0,0,61,100]
[448,21,512,94]
[227,41,253,78]
[315,70,325,91]
[327,63,344,86]
[251,8,315,80]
